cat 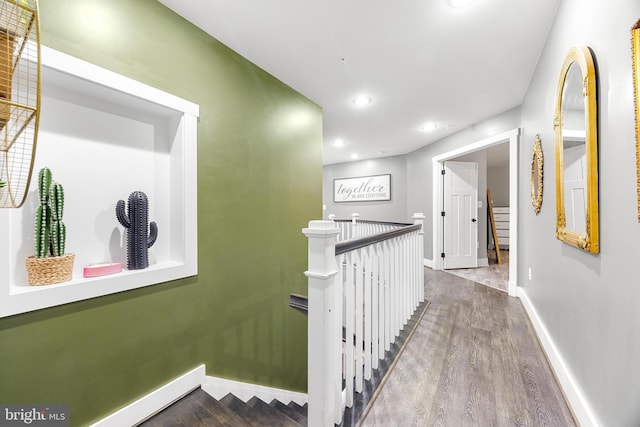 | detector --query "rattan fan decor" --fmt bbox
[0,0,40,208]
